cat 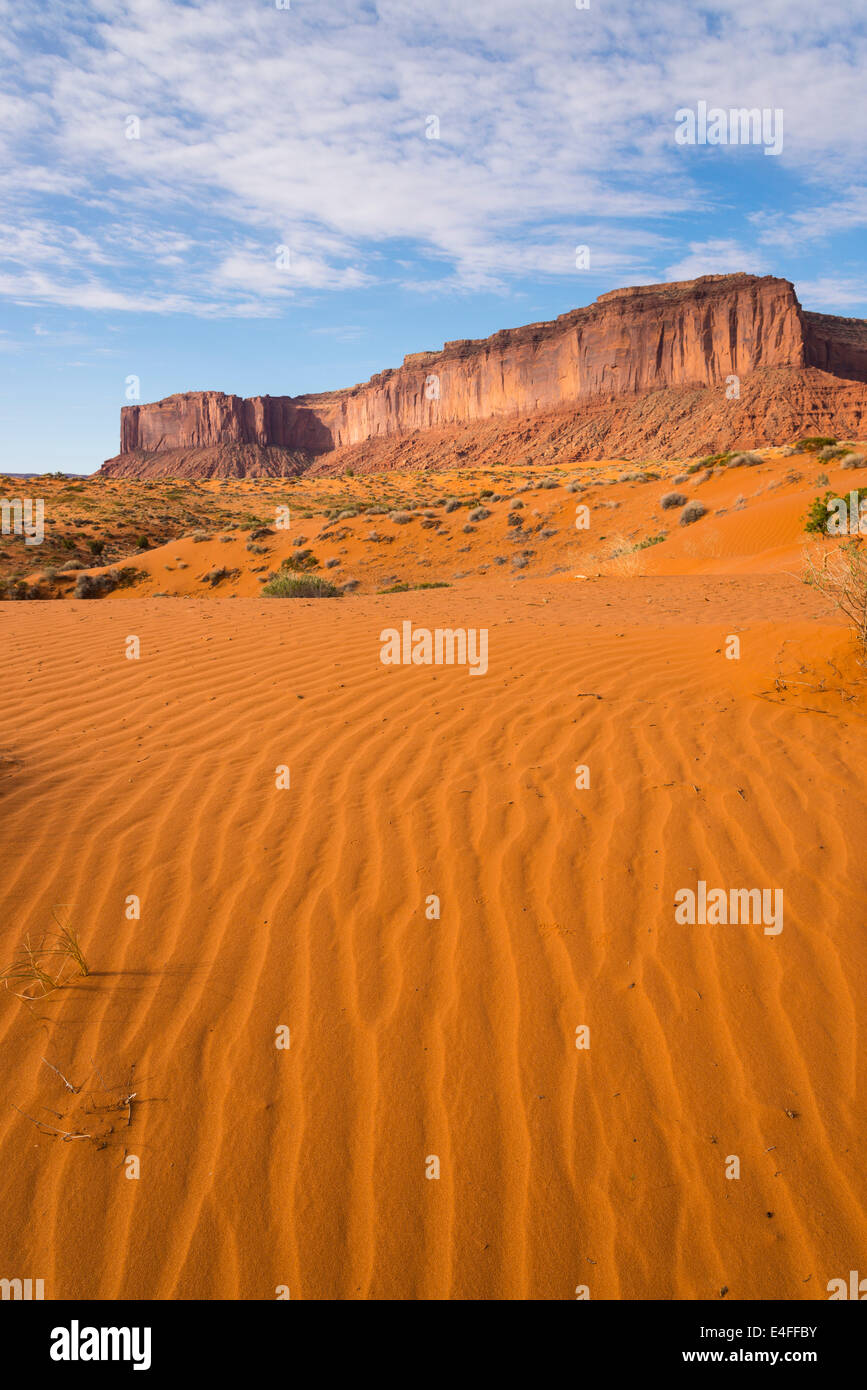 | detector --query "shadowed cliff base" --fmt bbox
[100,367,867,481]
